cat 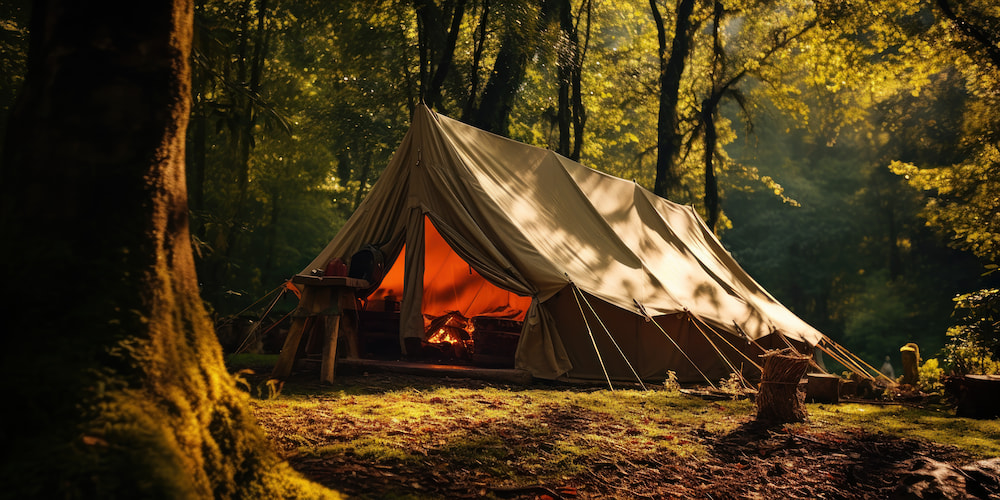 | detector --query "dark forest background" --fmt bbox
[2,0,998,370]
